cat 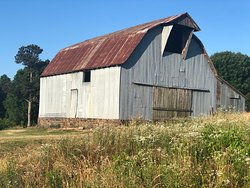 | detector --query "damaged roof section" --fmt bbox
[41,13,200,77]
